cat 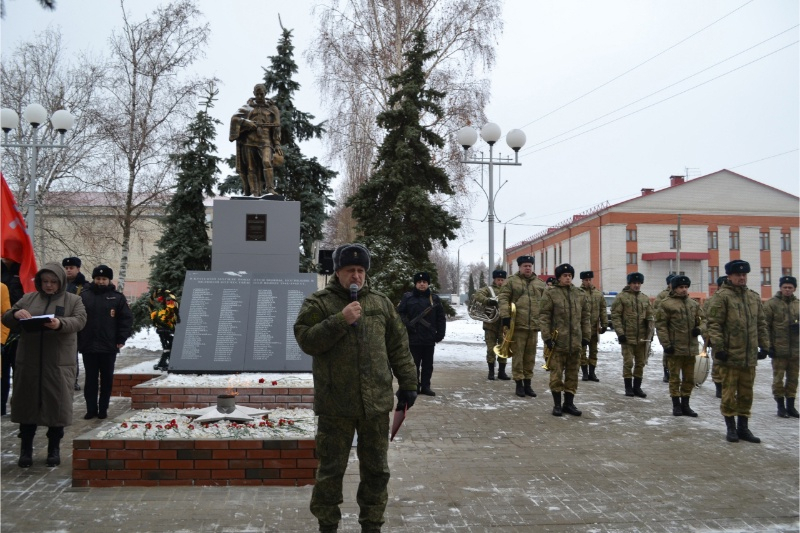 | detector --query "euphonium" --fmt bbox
[493,303,516,361]
[541,329,559,370]
[467,298,500,323]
